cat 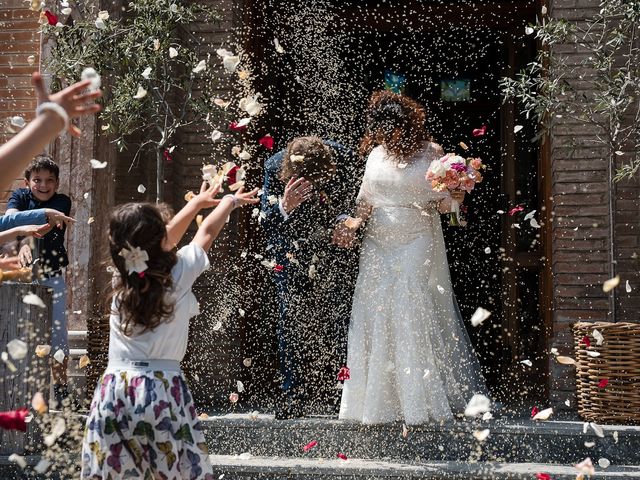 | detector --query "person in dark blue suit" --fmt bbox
[261,136,362,419]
